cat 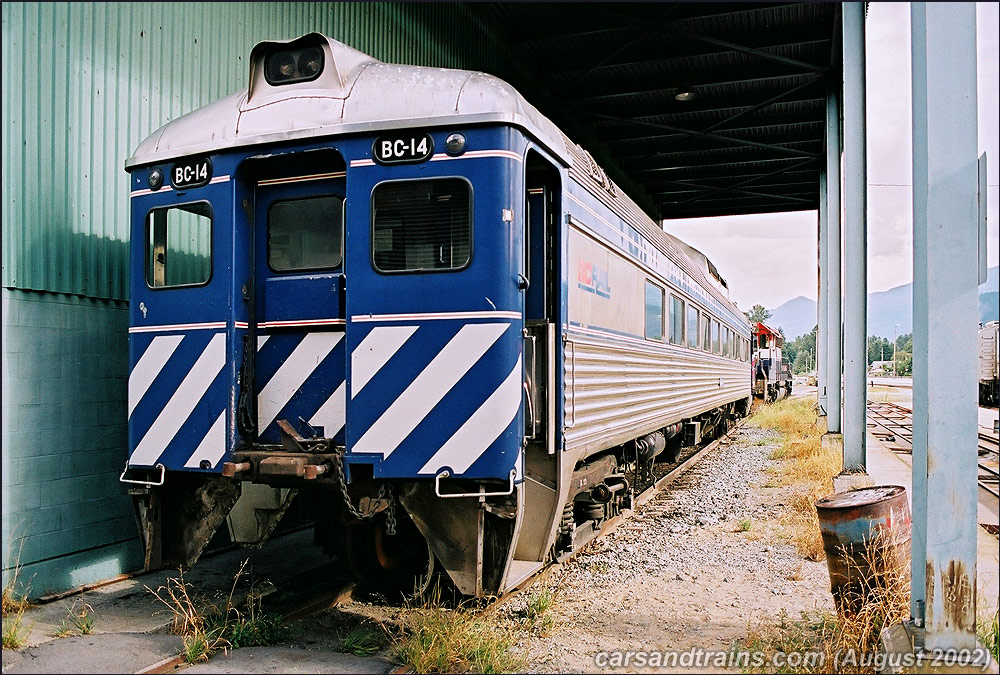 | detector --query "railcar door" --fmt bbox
[251,151,348,446]
[342,141,523,483]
